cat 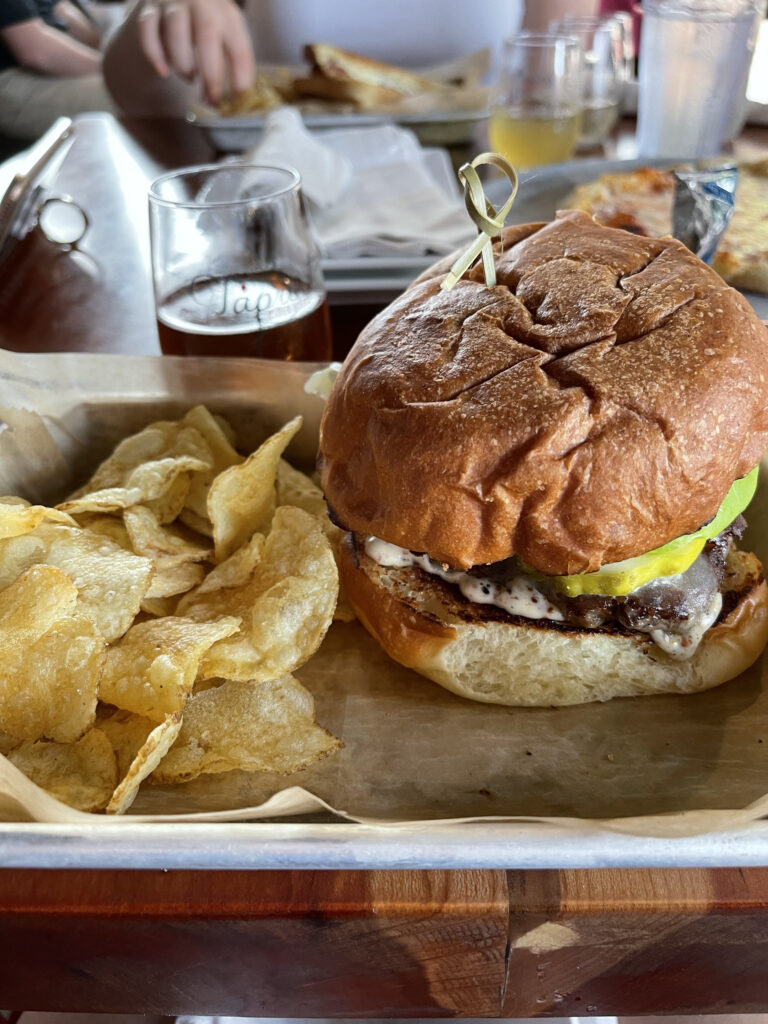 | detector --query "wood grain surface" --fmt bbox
[4,868,768,1014]
[0,869,509,1016]
[503,869,768,1017]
